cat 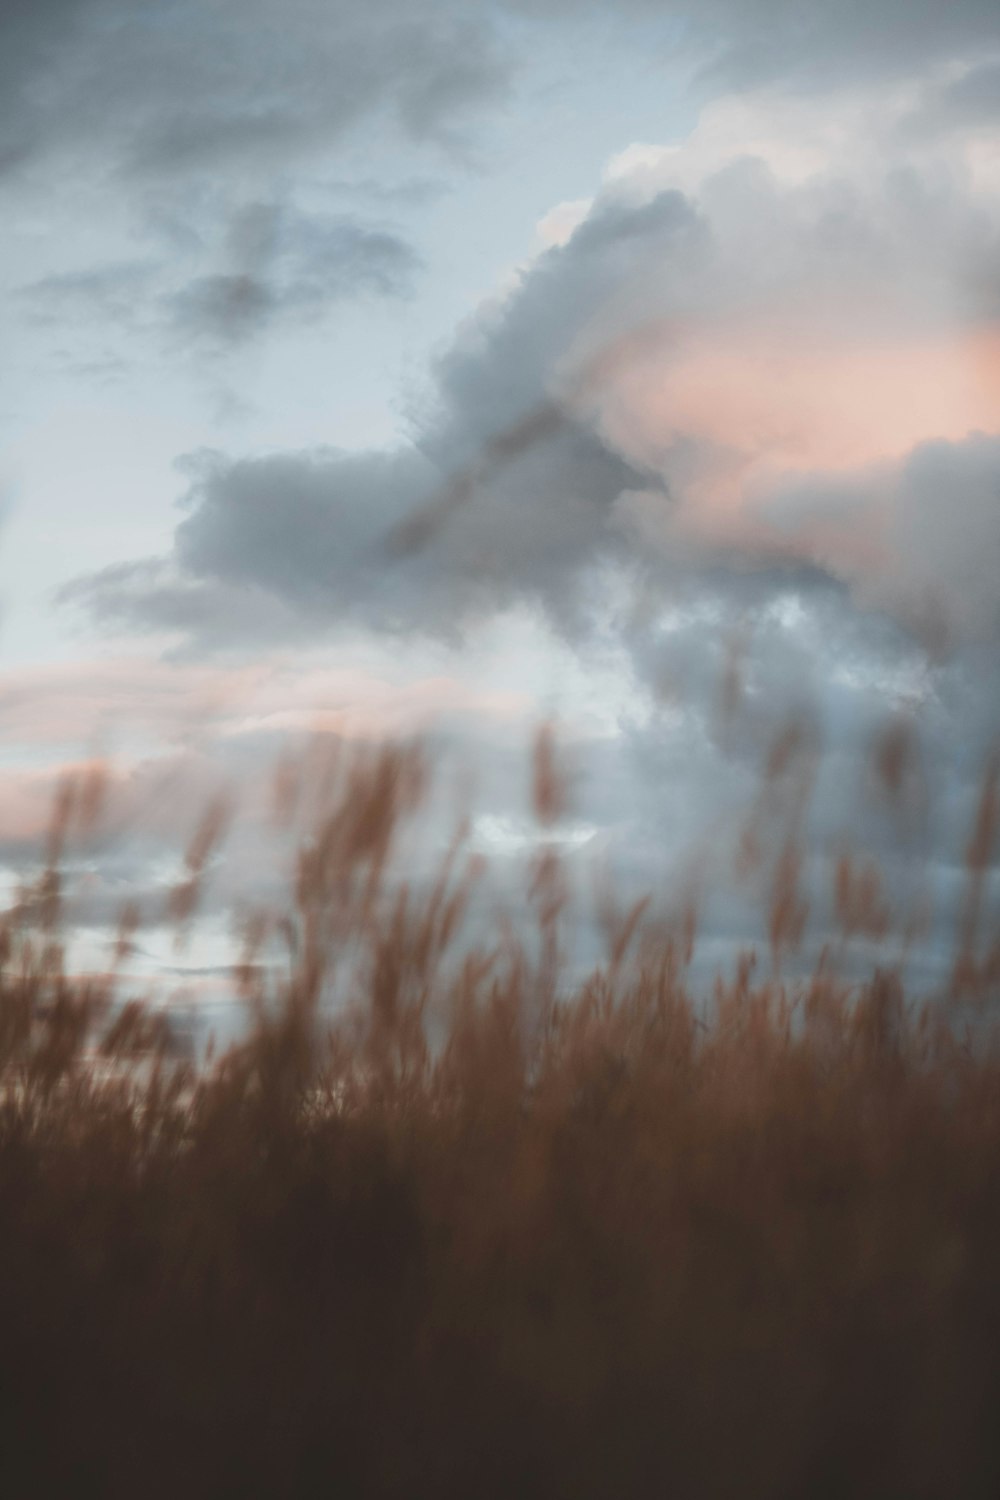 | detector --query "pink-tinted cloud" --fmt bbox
[539,111,1000,644]
[0,653,533,757]
[603,323,1000,550]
